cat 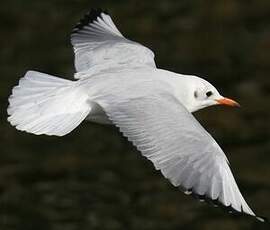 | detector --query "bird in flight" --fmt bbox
[7,9,267,222]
